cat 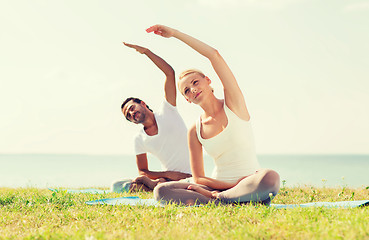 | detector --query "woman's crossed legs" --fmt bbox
[154,169,280,206]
